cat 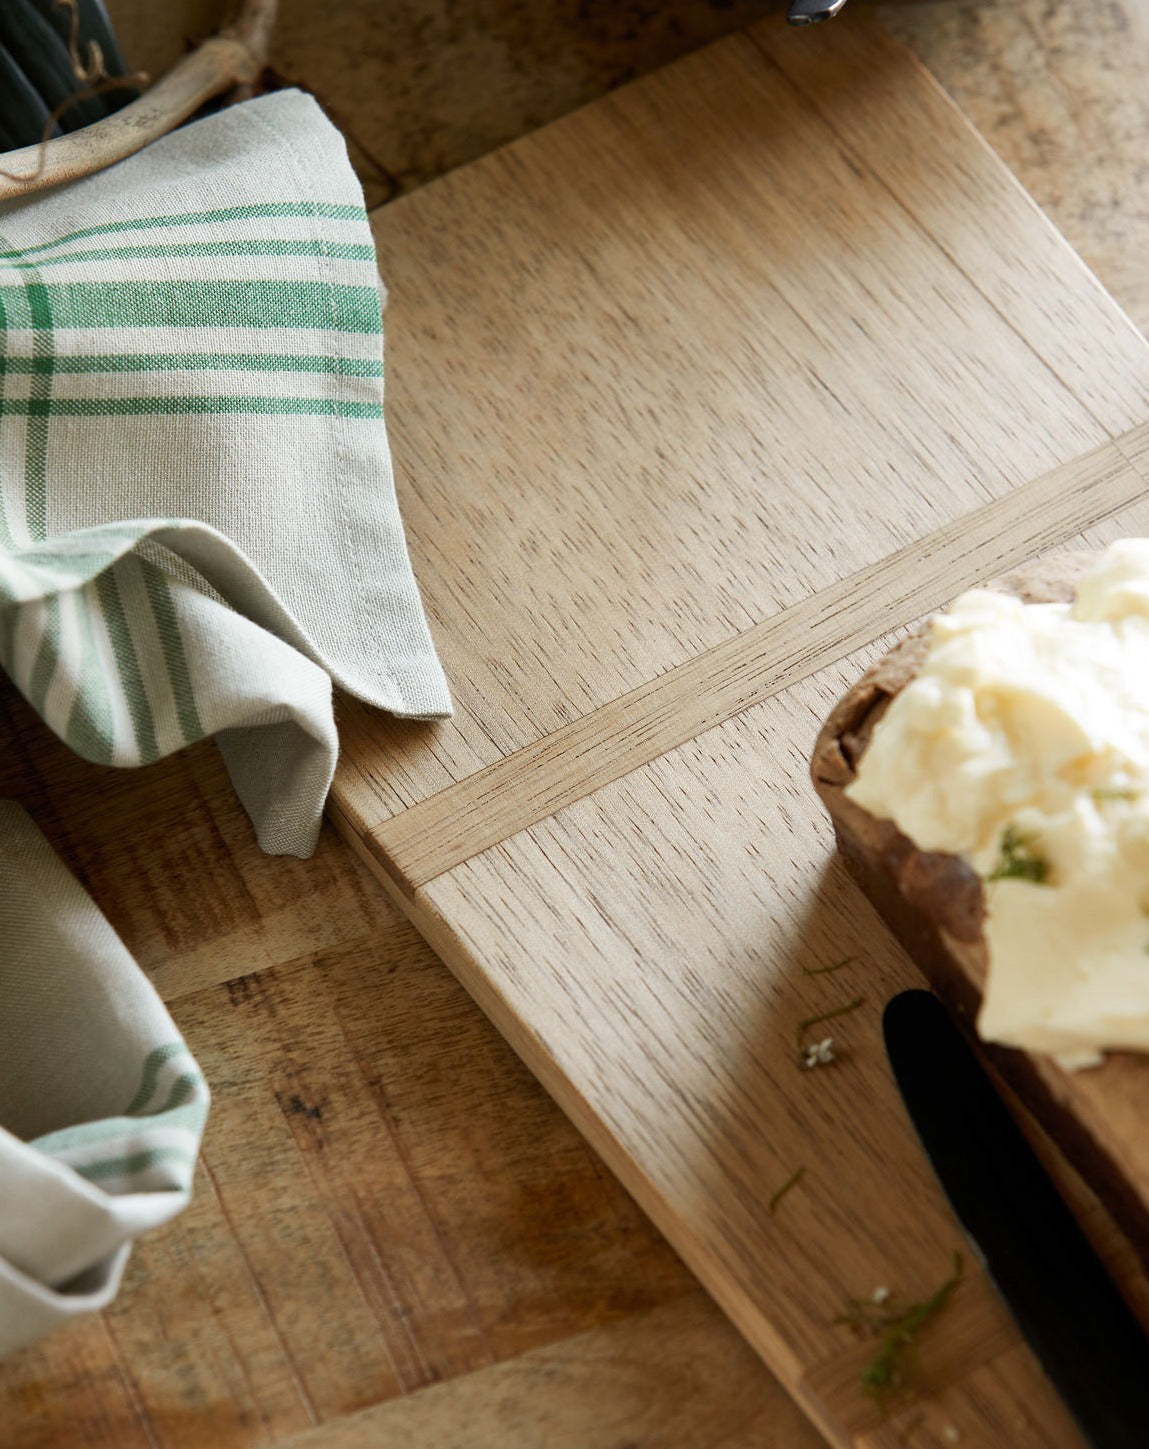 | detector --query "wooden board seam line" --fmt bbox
[347,424,1149,895]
